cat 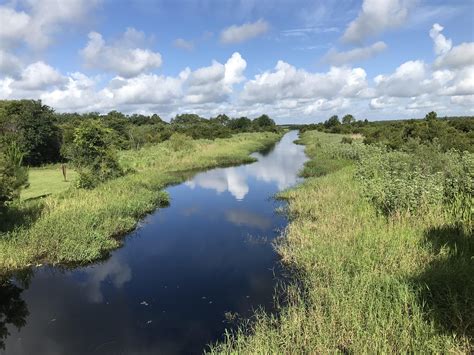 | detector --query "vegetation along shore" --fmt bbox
[210,113,473,353]
[0,100,282,273]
